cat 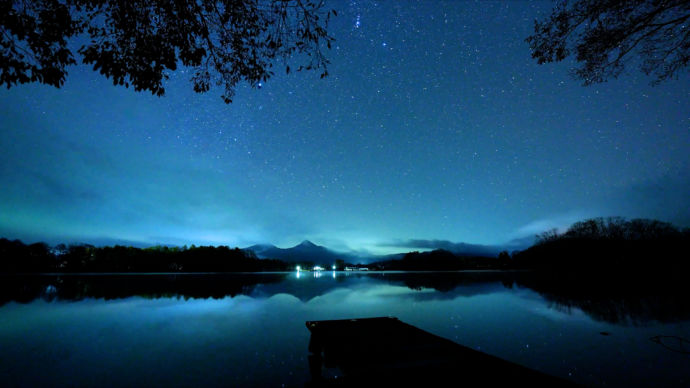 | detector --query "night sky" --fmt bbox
[1,1,688,255]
